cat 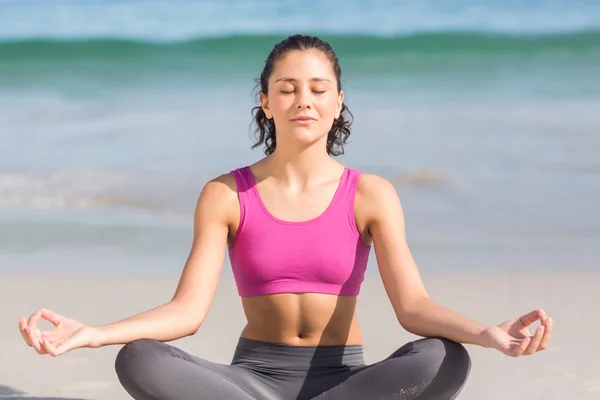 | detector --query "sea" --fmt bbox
[0,0,599,275]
